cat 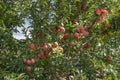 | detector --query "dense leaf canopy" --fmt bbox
[0,0,120,80]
